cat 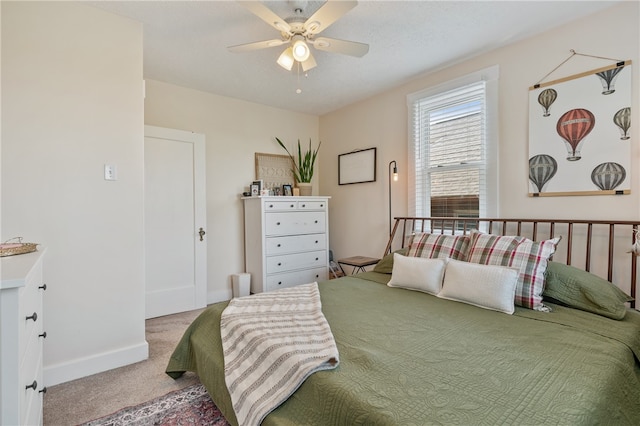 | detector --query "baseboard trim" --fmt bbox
[44,340,149,387]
